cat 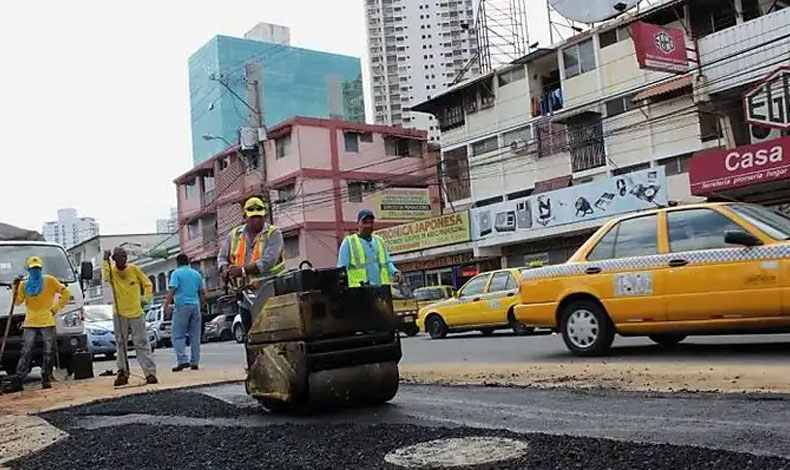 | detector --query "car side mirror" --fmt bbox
[724,230,763,247]
[80,262,94,281]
